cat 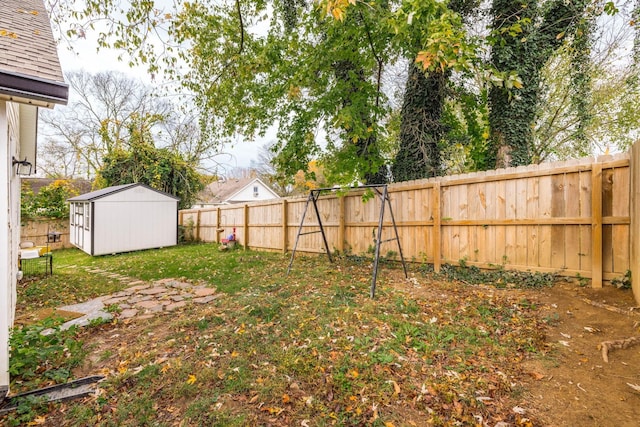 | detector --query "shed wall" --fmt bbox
[93,200,177,255]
